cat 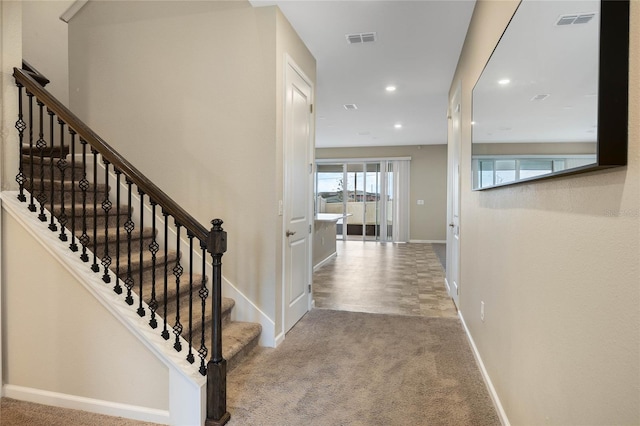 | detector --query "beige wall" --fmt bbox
[22,0,73,106]
[452,1,640,424]
[1,0,22,192]
[2,212,169,410]
[316,145,447,241]
[473,141,597,156]
[68,1,315,338]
